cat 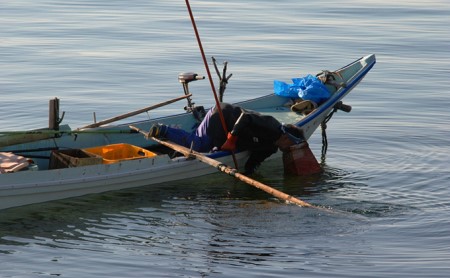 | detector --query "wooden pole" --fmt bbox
[0,129,139,148]
[80,94,191,129]
[49,97,60,130]
[0,129,138,136]
[0,133,53,148]
[130,125,317,208]
[184,0,239,169]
